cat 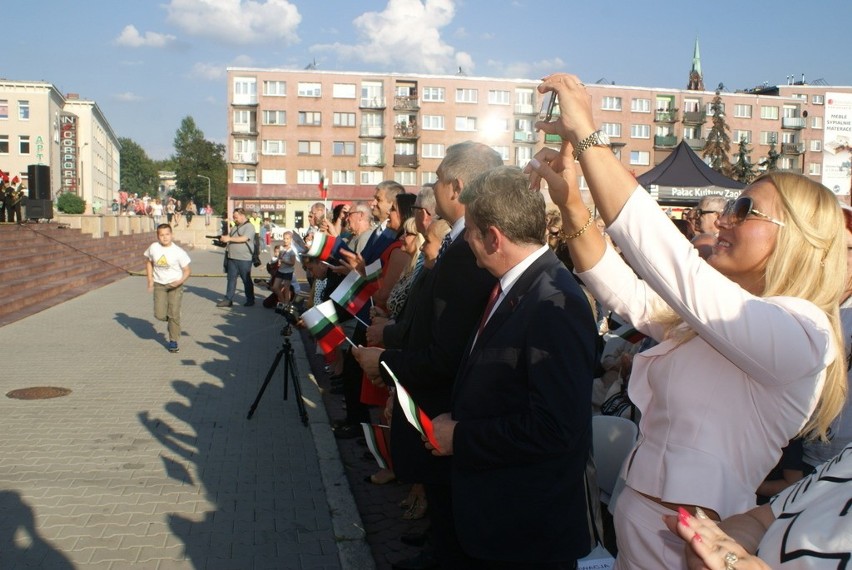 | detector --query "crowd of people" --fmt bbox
[201,72,852,569]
